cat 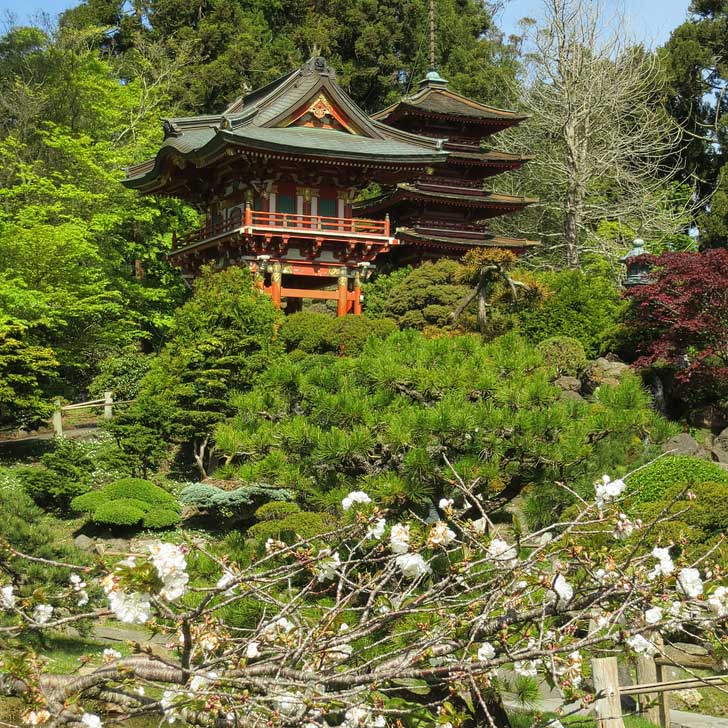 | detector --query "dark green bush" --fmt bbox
[246,511,334,541]
[626,455,728,504]
[279,311,333,353]
[71,478,180,531]
[89,347,152,401]
[517,267,625,358]
[536,336,588,377]
[94,499,146,526]
[21,466,89,510]
[326,316,397,355]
